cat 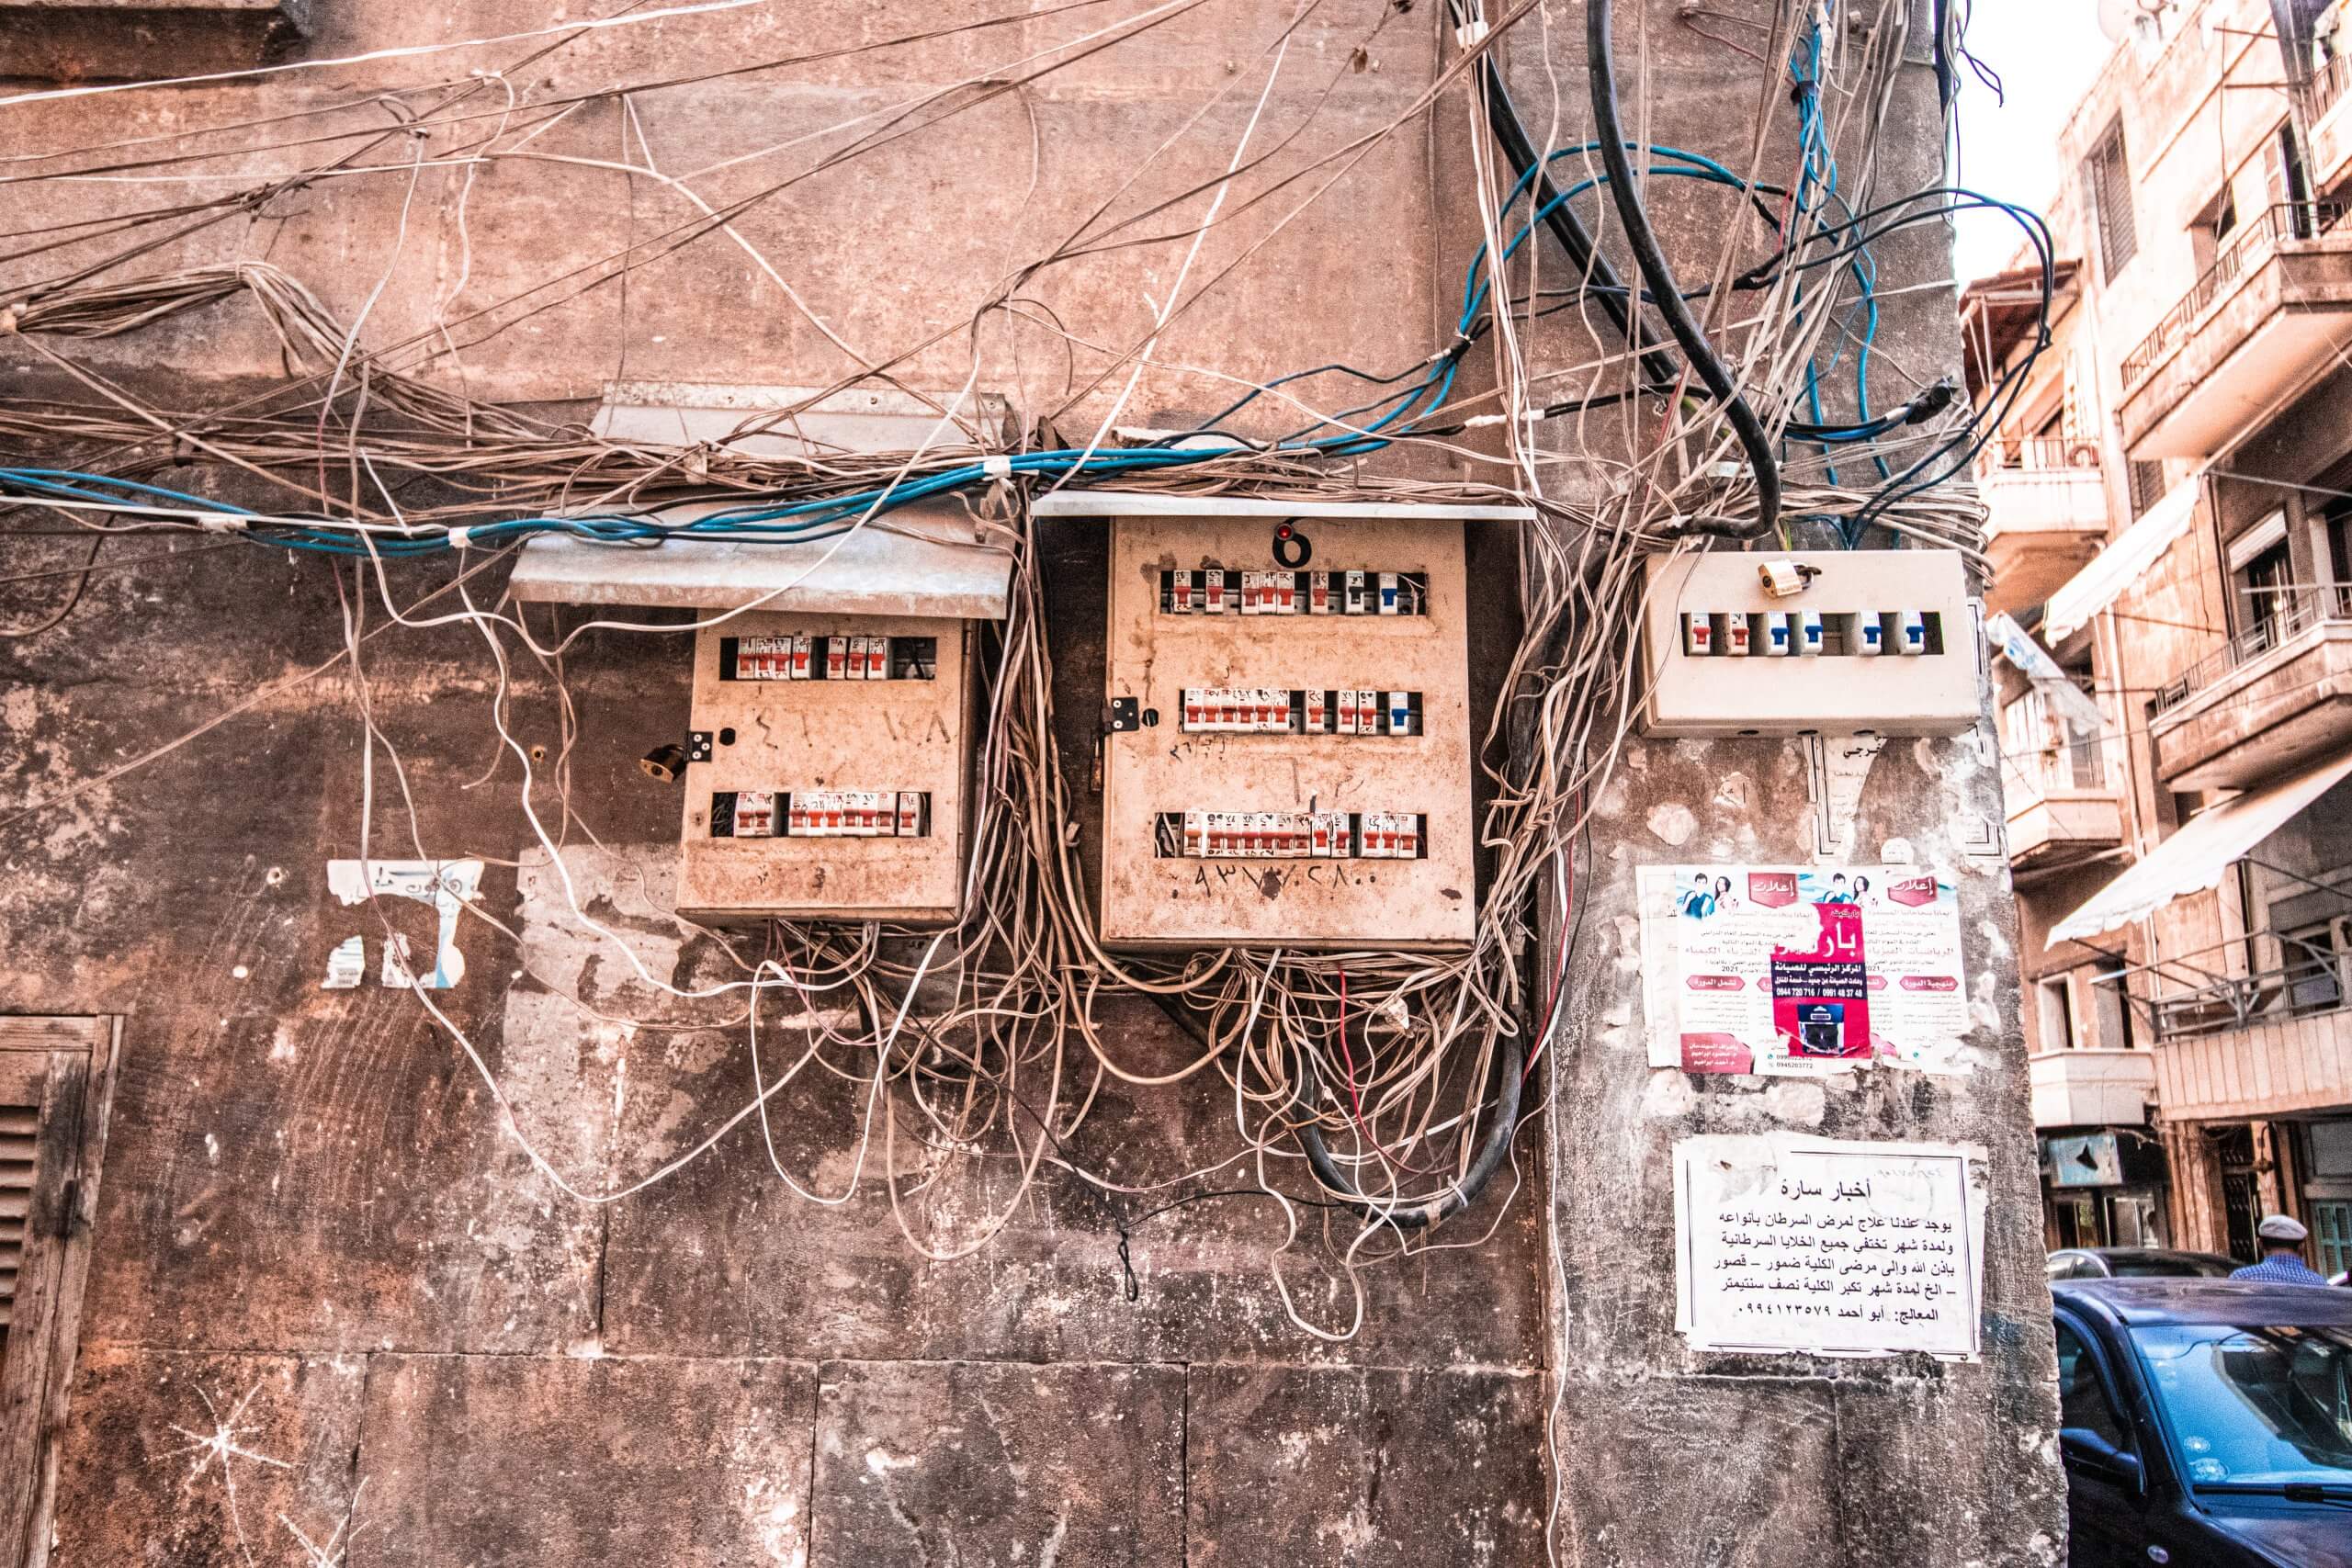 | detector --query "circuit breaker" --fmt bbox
[676,613,976,922]
[1042,493,1526,950]
[1637,548,1982,737]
